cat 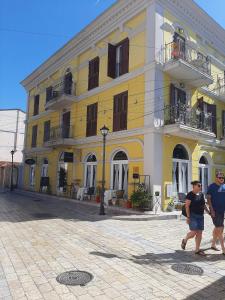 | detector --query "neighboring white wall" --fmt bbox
[0,109,26,162]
